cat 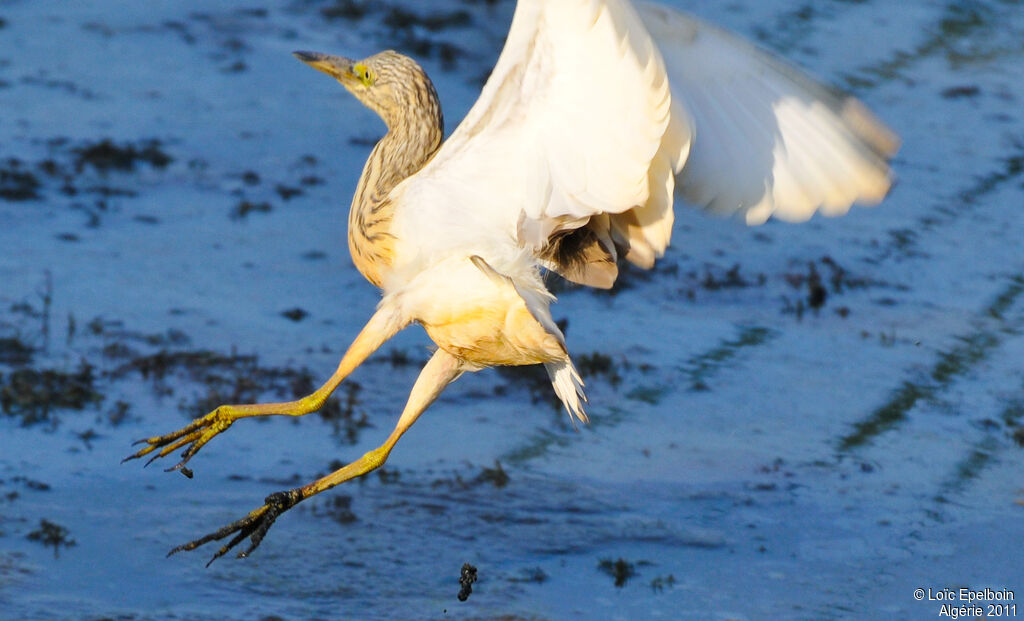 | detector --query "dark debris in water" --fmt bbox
[575,351,622,387]
[281,307,309,322]
[374,347,419,368]
[0,475,52,506]
[319,1,472,32]
[72,139,172,173]
[112,348,363,440]
[0,290,369,443]
[457,562,478,601]
[650,573,677,593]
[319,0,370,21]
[473,460,509,488]
[1005,399,1024,447]
[1,138,179,232]
[0,337,34,366]
[592,254,902,322]
[309,0,484,71]
[0,362,103,427]
[428,460,519,492]
[382,7,471,33]
[226,155,323,219]
[781,255,907,319]
[700,262,763,291]
[312,494,357,524]
[317,382,371,445]
[11,476,52,492]
[274,184,303,201]
[941,84,981,99]
[495,364,562,413]
[230,199,273,219]
[0,159,42,201]
[597,557,636,588]
[26,519,76,558]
